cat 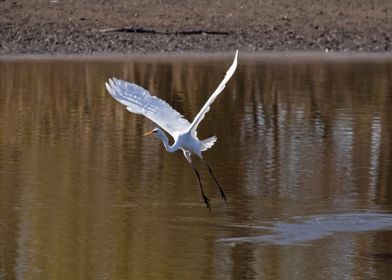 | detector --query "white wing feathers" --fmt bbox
[105,78,191,136]
[105,50,238,138]
[189,50,238,133]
